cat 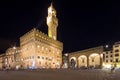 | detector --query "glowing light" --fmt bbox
[106,45,109,48]
[13,46,16,49]
[56,62,60,68]
[103,64,112,69]
[62,63,68,68]
[37,45,40,48]
[100,54,103,58]
[42,47,44,50]
[30,61,35,69]
[48,7,52,14]
[64,53,68,56]
[90,54,98,57]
